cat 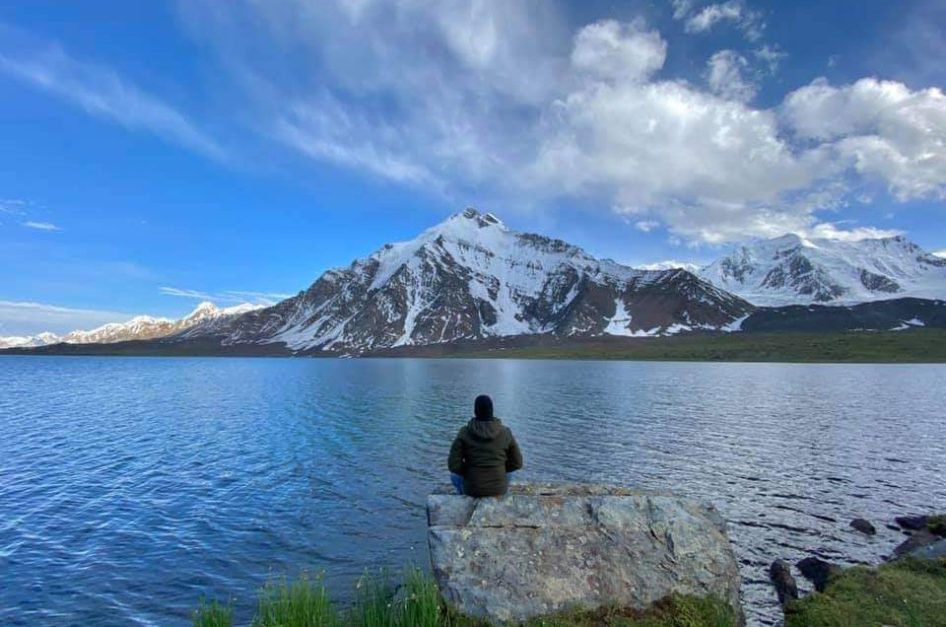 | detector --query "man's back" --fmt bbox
[448,415,523,497]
